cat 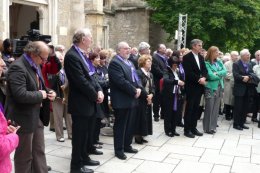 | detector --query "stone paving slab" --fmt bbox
[10,116,260,173]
